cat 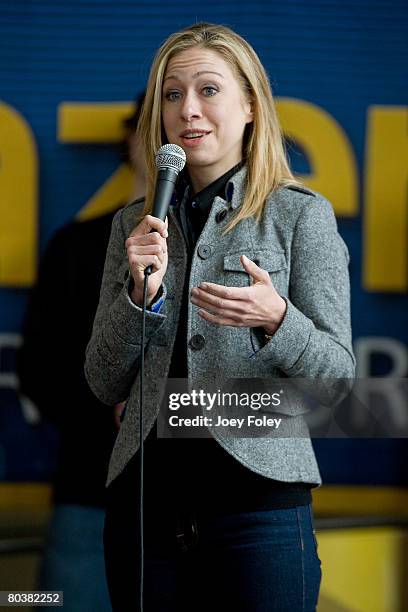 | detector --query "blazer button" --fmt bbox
[197,244,211,259]
[215,209,228,223]
[189,334,205,350]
